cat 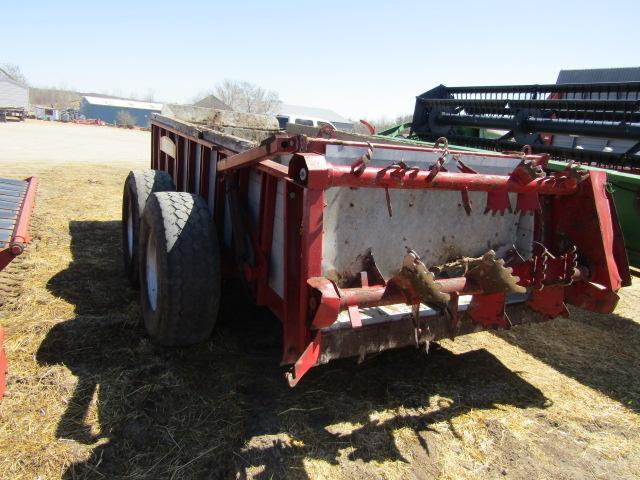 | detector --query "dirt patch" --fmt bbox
[0,121,639,479]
